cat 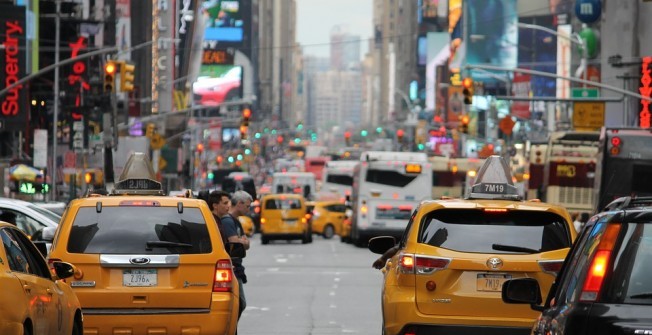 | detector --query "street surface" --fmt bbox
[239,236,383,335]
